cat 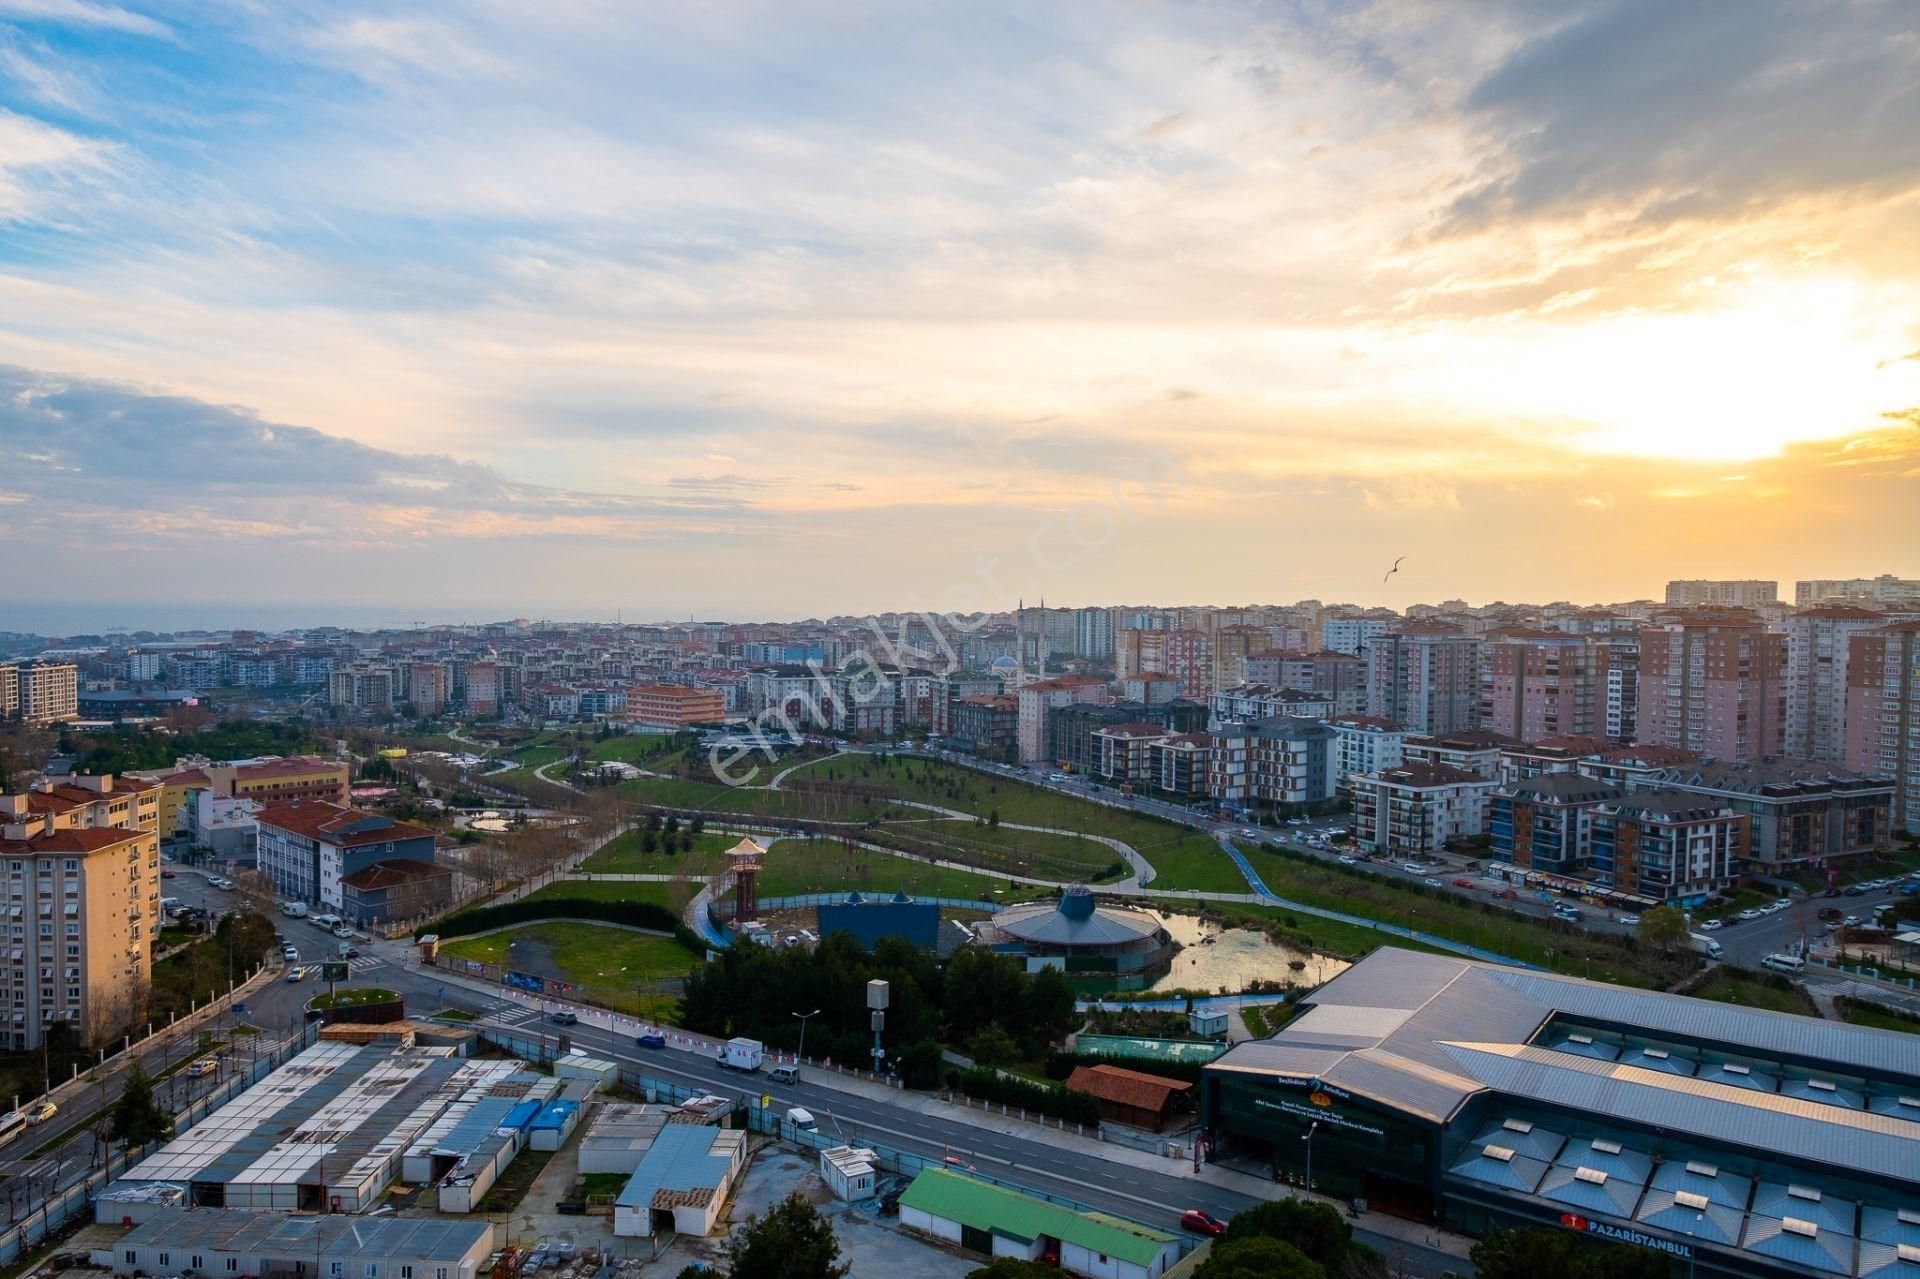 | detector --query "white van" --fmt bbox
[785,1107,817,1131]
[1761,953,1806,974]
[310,913,342,930]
